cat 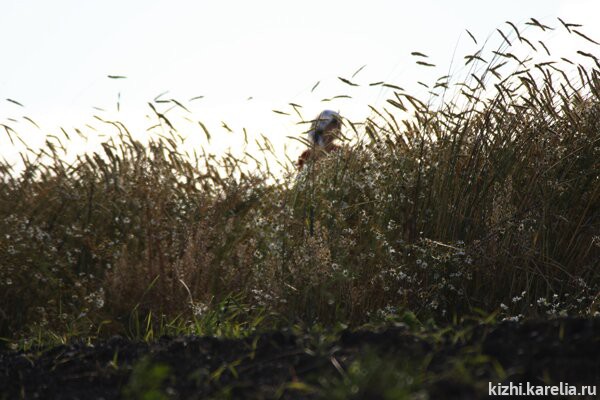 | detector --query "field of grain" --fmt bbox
[1,19,598,399]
